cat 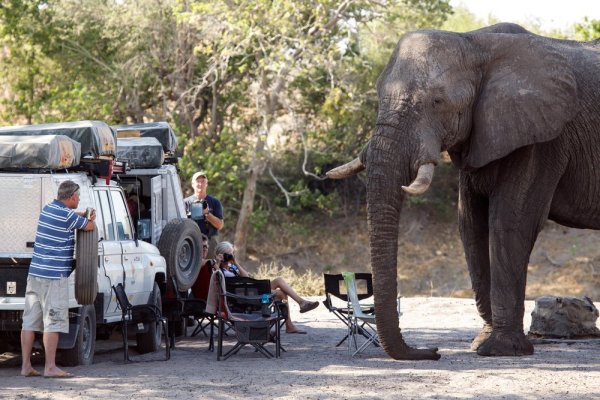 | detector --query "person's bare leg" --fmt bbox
[20,330,40,376]
[43,332,70,377]
[273,289,304,333]
[285,315,297,332]
[270,277,305,305]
